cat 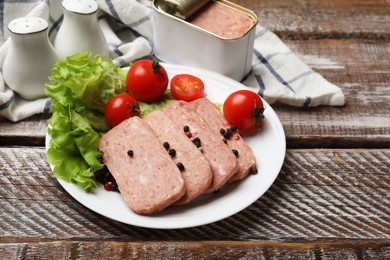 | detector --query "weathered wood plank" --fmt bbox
[1,147,388,241]
[1,240,389,260]
[0,114,49,146]
[234,0,390,39]
[276,38,390,148]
